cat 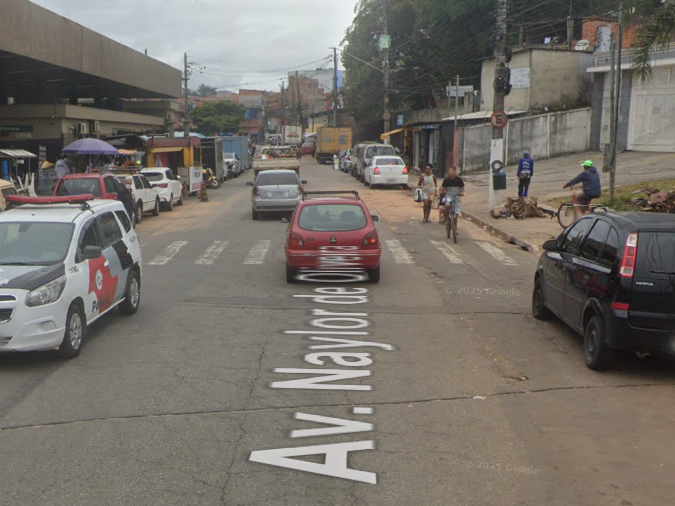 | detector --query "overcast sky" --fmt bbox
[30,0,358,92]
